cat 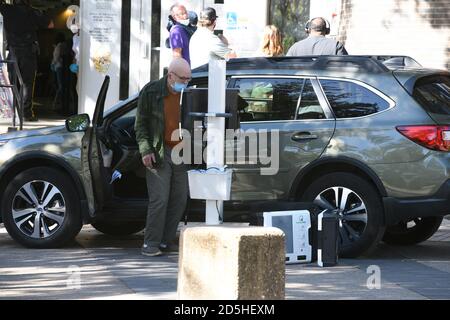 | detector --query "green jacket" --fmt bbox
[134,75,169,166]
